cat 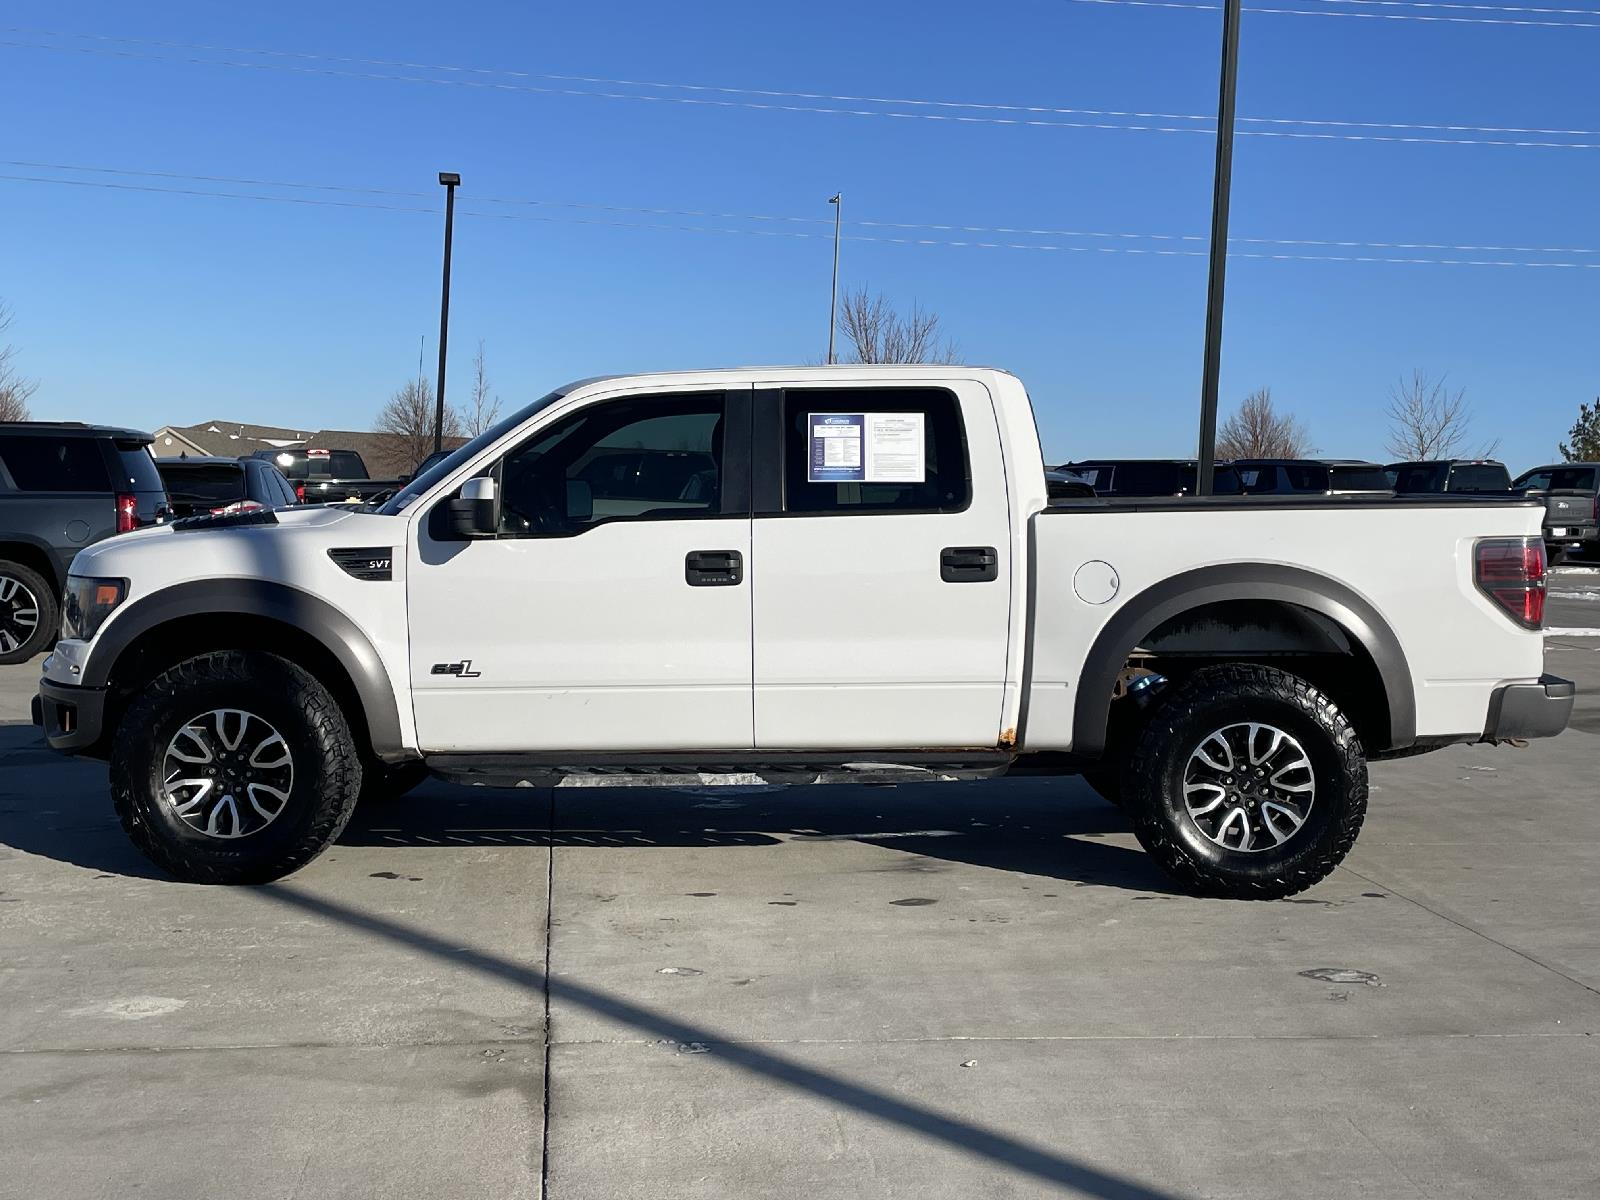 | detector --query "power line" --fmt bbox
[11,160,1600,255]
[2,167,1596,269]
[5,31,1599,149]
[1063,0,1600,27]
